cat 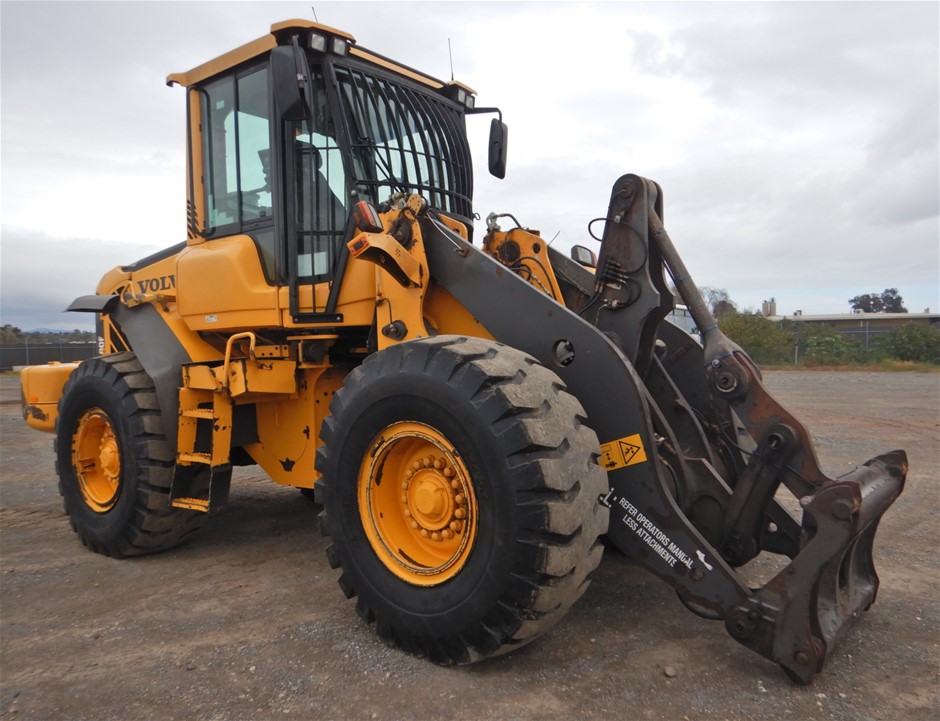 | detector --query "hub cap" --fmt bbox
[72,408,121,513]
[358,422,477,585]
